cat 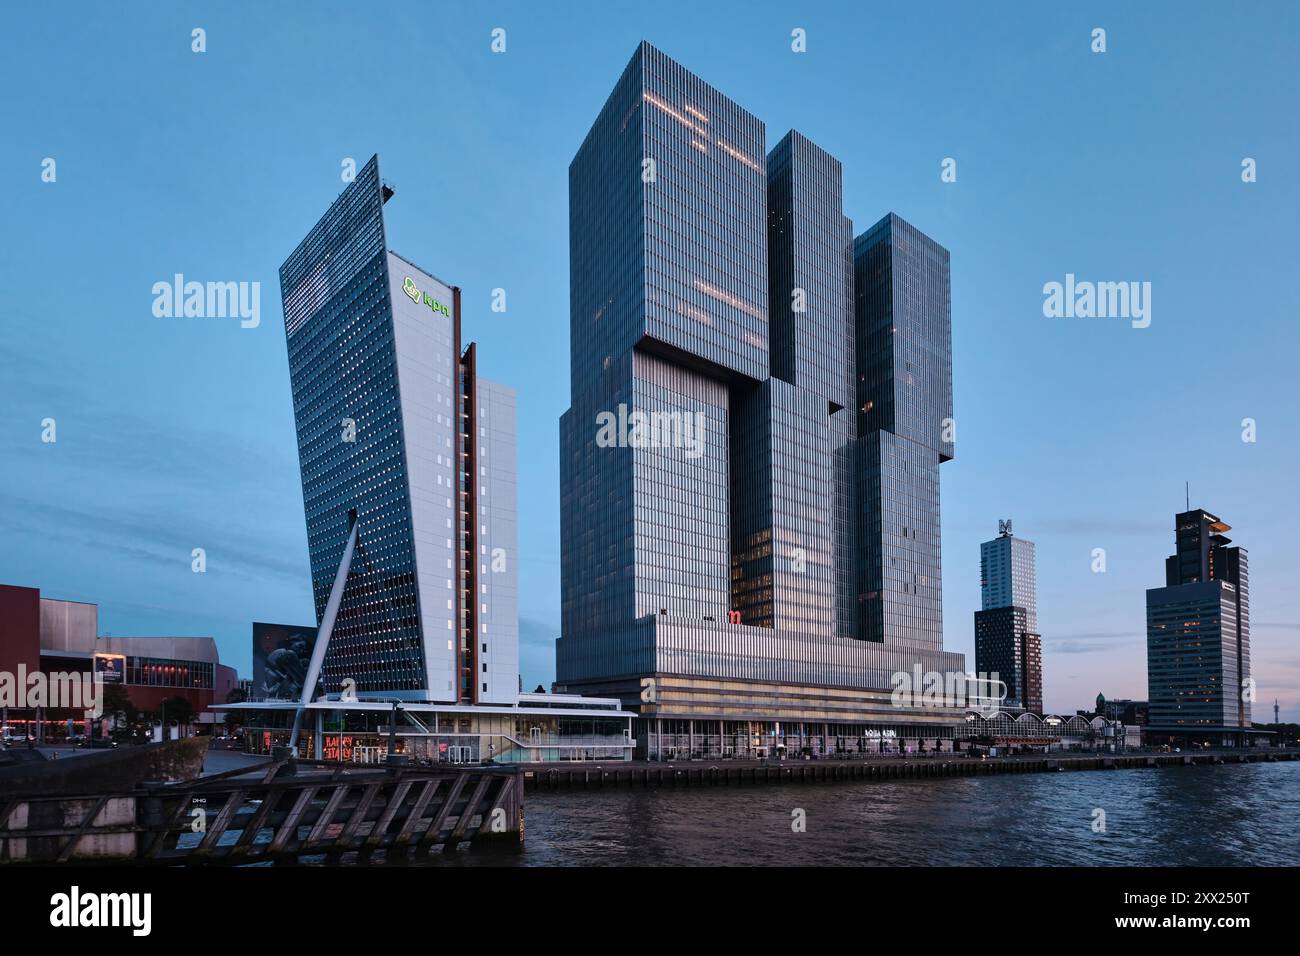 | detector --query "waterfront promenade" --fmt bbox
[20,742,1294,796]
[523,749,1300,791]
